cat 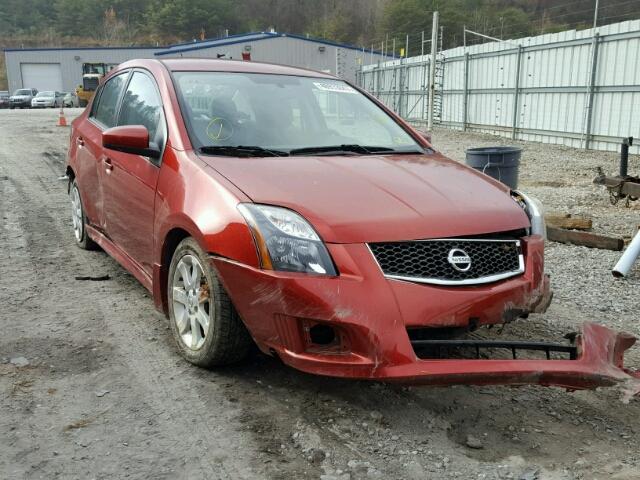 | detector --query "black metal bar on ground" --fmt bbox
[620,137,633,177]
